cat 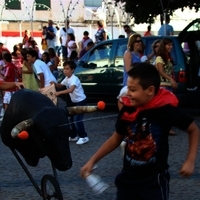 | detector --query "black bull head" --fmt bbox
[0,89,101,171]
